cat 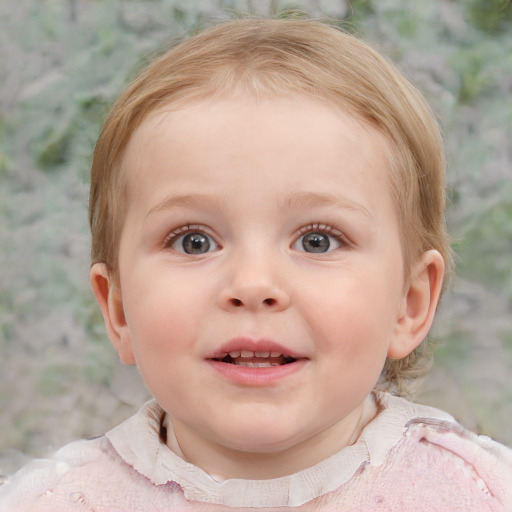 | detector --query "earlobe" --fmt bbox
[387,250,445,360]
[89,263,136,365]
